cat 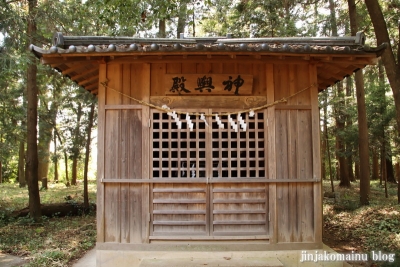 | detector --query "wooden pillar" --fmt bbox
[141,63,151,243]
[266,63,277,244]
[309,64,322,244]
[97,63,107,243]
